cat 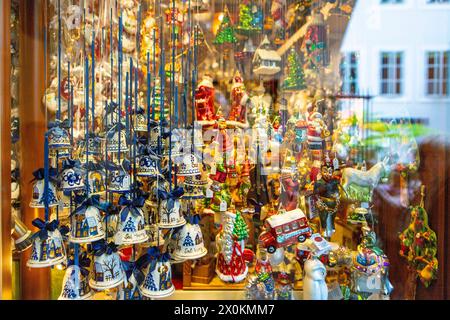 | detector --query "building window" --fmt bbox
[426,51,449,96]
[380,52,403,96]
[340,52,359,95]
